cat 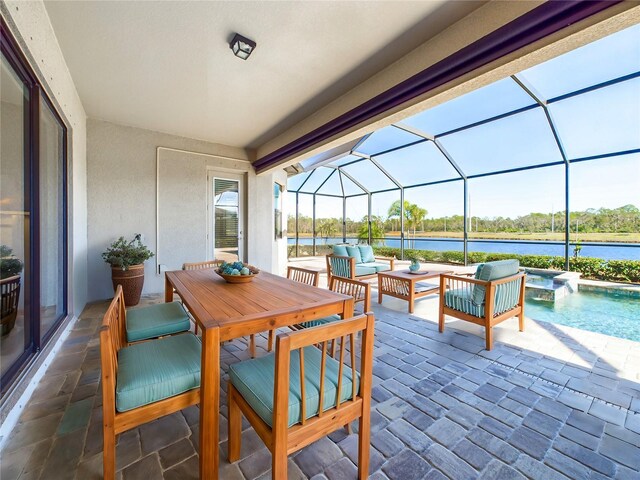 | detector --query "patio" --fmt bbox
[2,275,639,480]
[1,2,639,480]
